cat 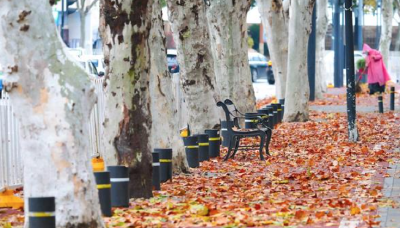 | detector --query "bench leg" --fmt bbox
[265,129,272,156]
[259,134,265,161]
[224,136,235,161]
[231,137,240,159]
